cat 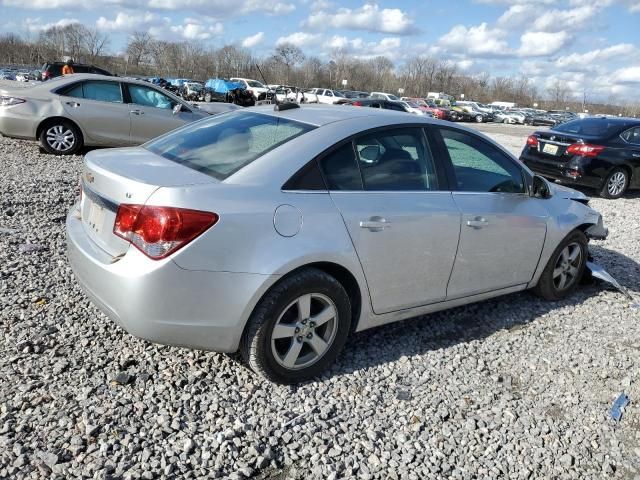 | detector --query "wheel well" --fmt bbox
[36,117,83,142]
[618,164,633,181]
[306,262,363,333]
